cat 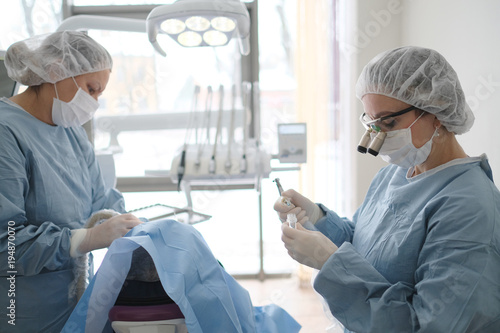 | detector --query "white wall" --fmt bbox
[346,0,500,213]
[401,0,500,182]
[344,0,405,213]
